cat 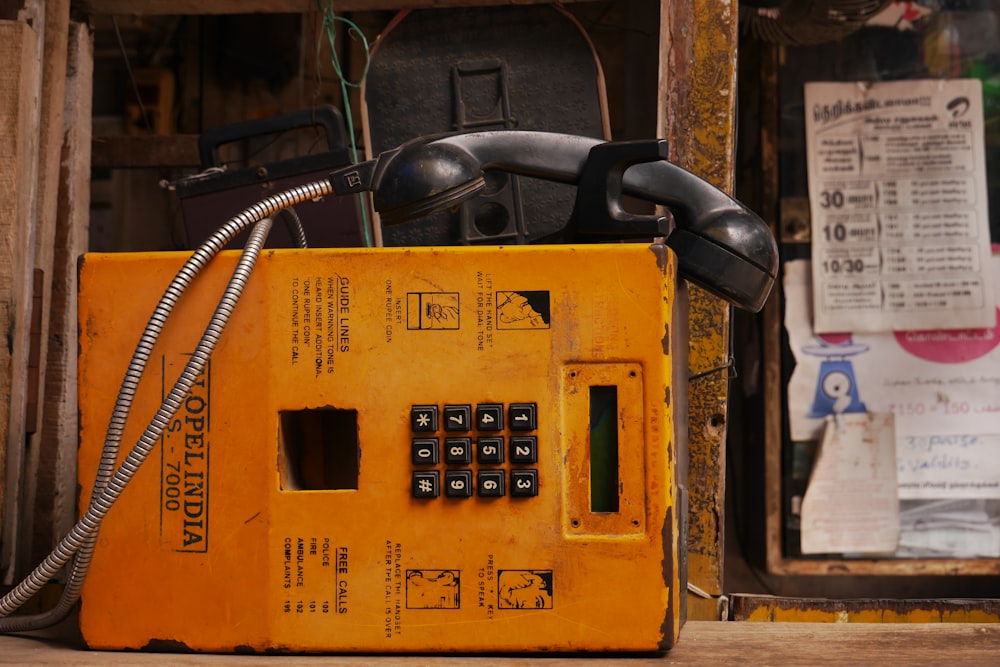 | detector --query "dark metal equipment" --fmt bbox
[363,5,610,247]
[175,106,365,249]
